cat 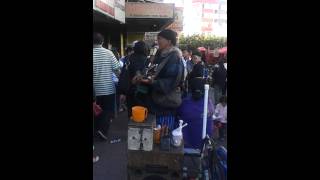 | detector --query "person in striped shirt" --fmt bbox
[93,32,120,140]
